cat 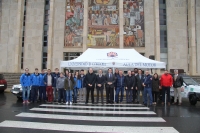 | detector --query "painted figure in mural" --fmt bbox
[103,15,109,25]
[65,29,76,47]
[97,13,103,25]
[103,30,112,46]
[87,0,119,47]
[123,0,144,47]
[111,11,118,24]
[65,0,84,47]
[79,7,84,26]
[66,17,80,32]
[91,14,97,25]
